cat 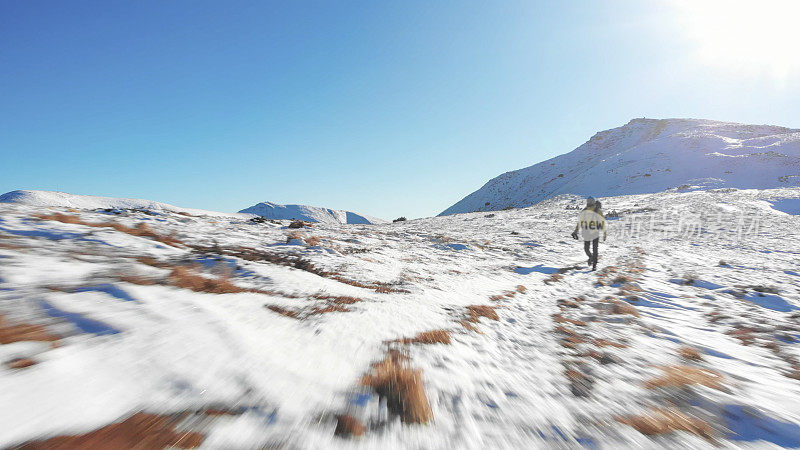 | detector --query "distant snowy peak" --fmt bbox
[440,118,800,215]
[239,201,386,224]
[0,190,245,218]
